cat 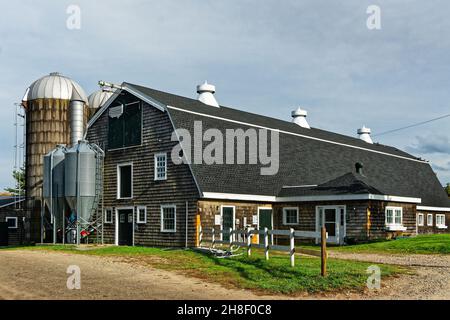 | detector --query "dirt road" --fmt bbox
[0,249,448,300]
[0,250,284,300]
